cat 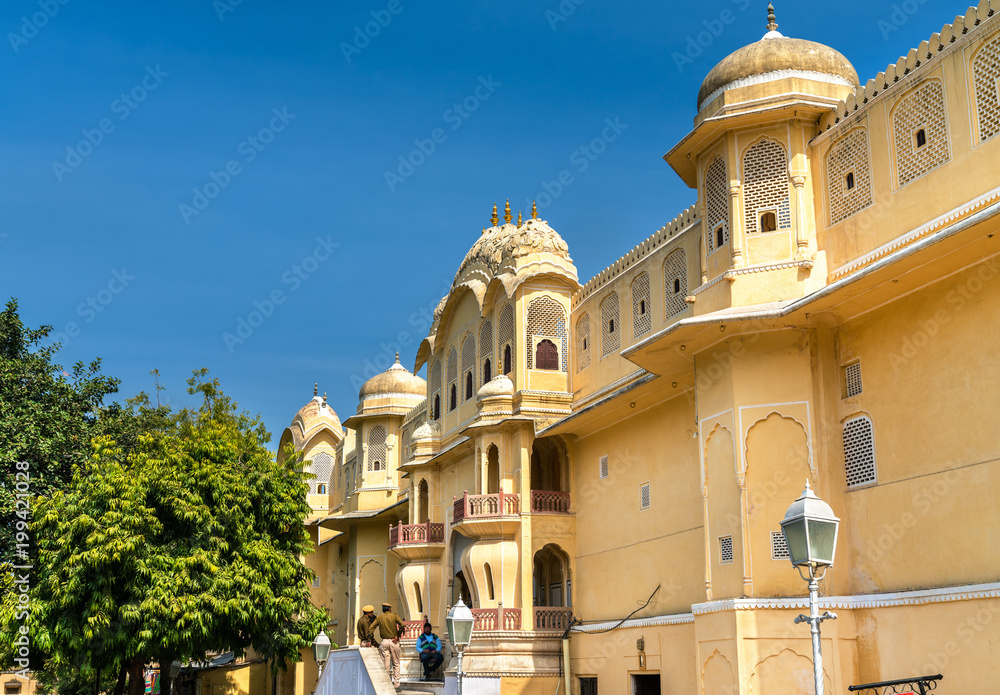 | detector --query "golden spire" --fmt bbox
[766,2,778,31]
[517,210,522,225]
[531,200,538,219]
[491,203,498,226]
[314,382,318,397]
[503,199,512,224]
